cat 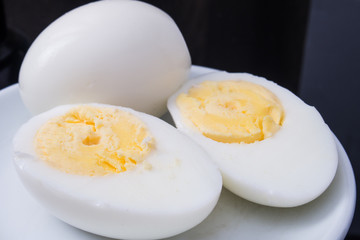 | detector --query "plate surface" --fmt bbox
[0,66,356,240]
